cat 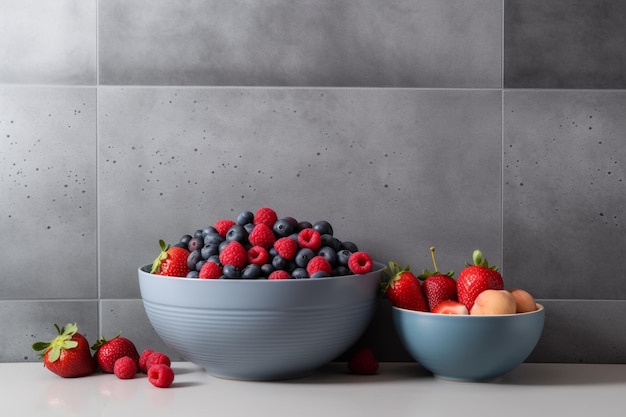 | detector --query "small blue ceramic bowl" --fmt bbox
[392,304,544,381]
[139,263,384,381]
